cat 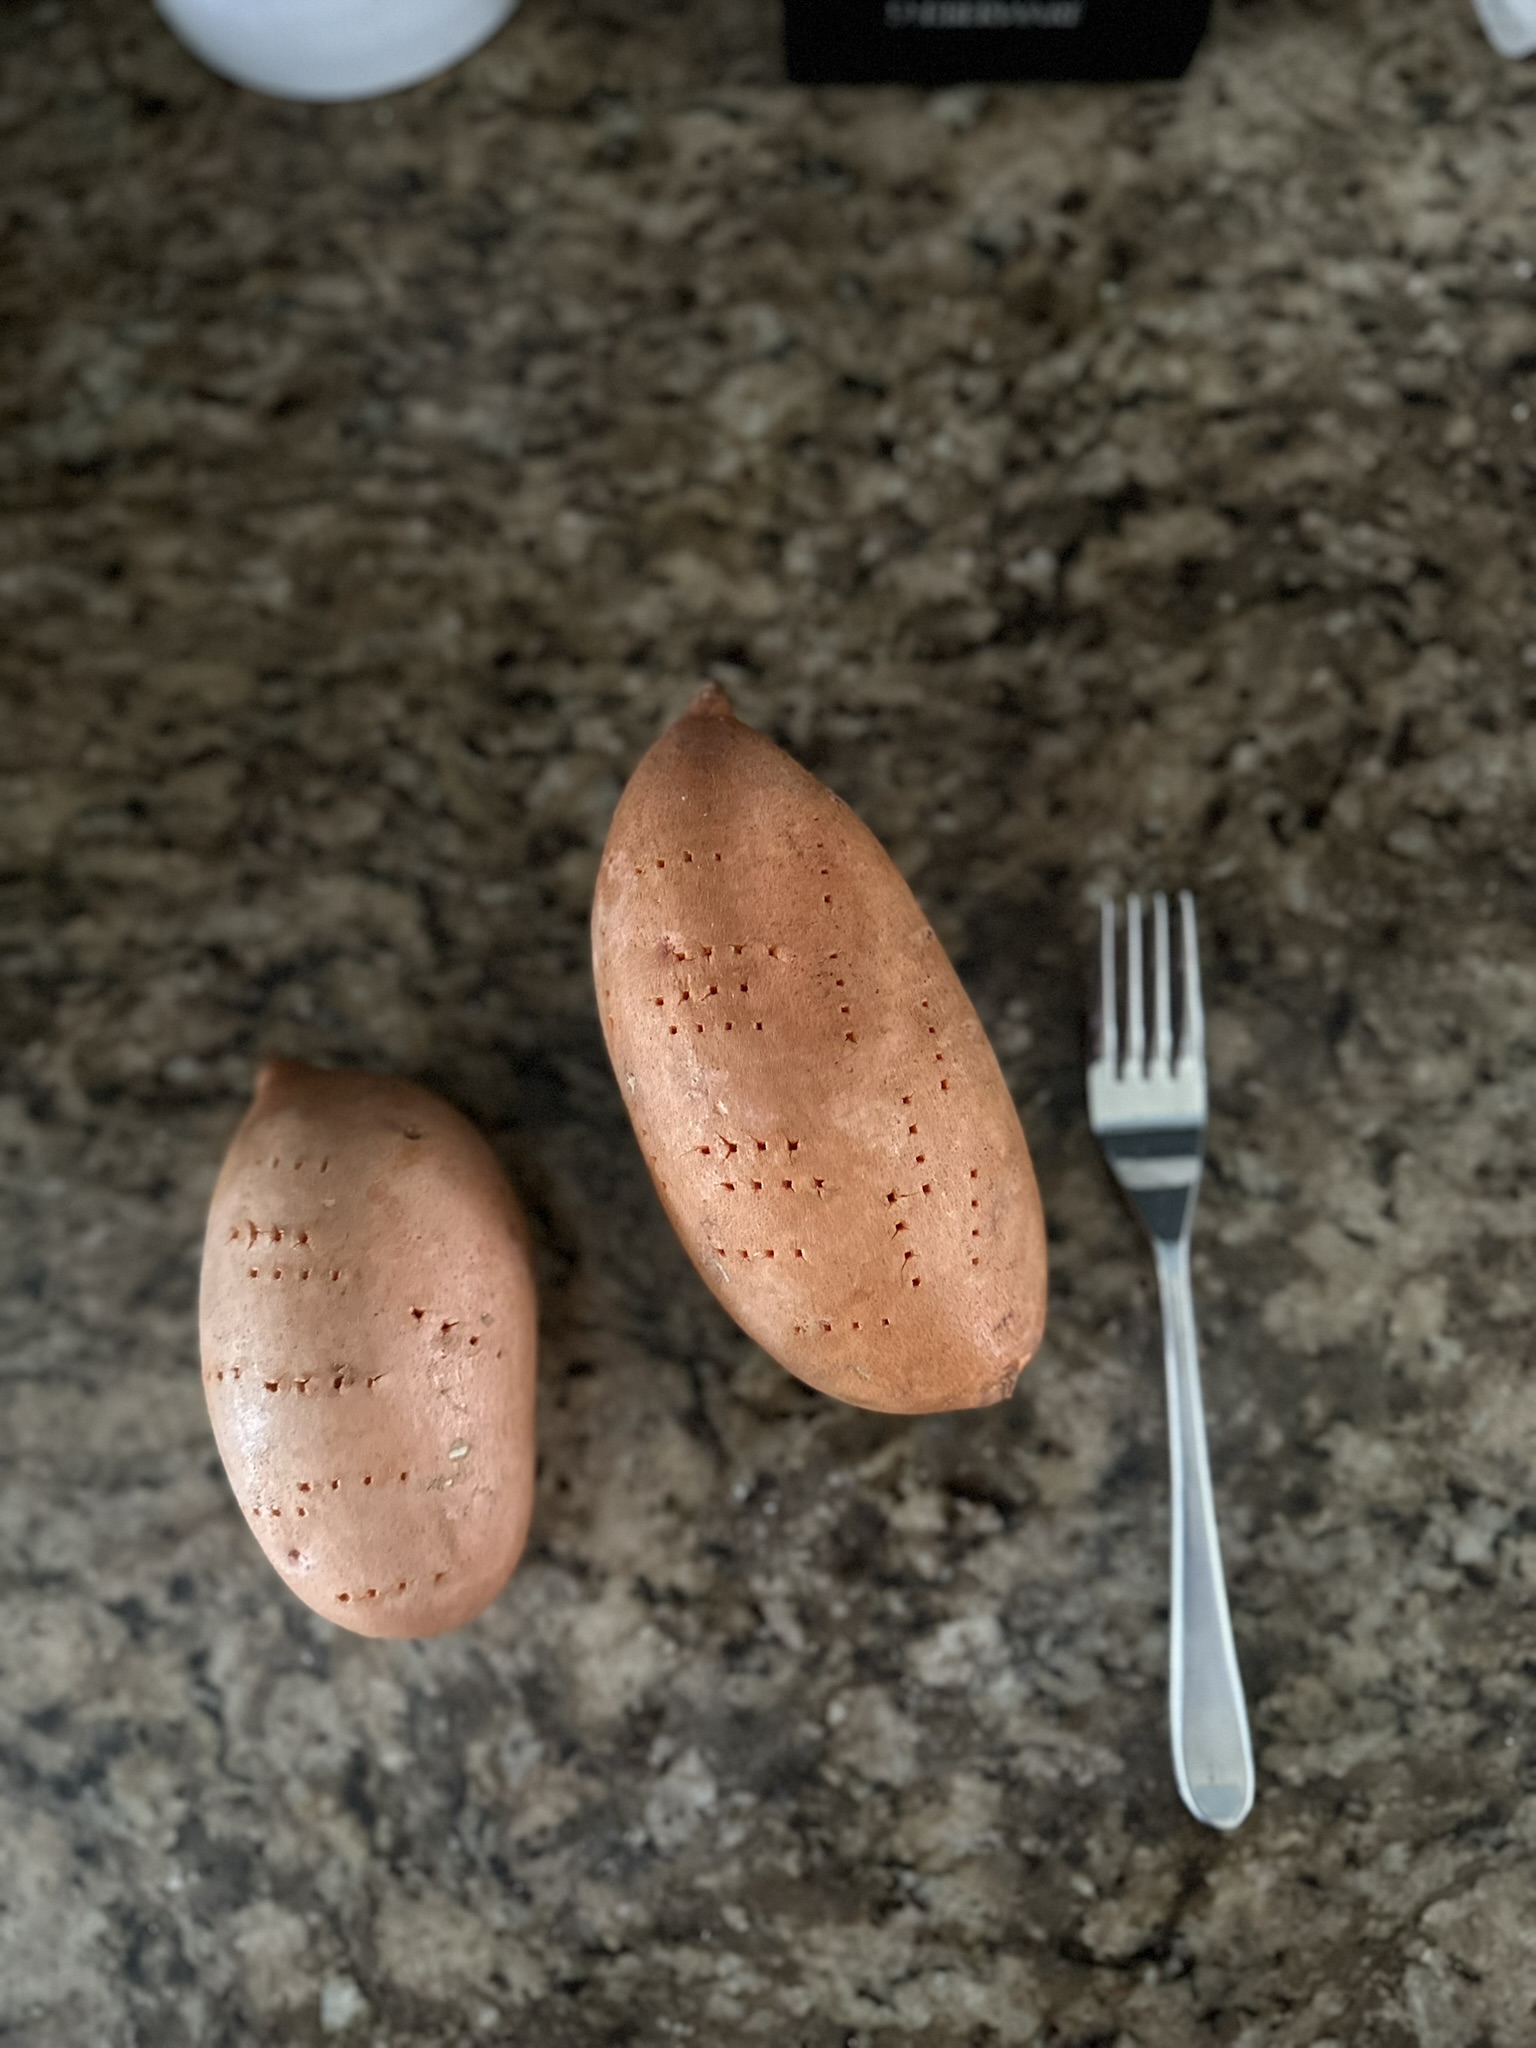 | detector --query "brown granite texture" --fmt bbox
[3,0,1536,2042]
